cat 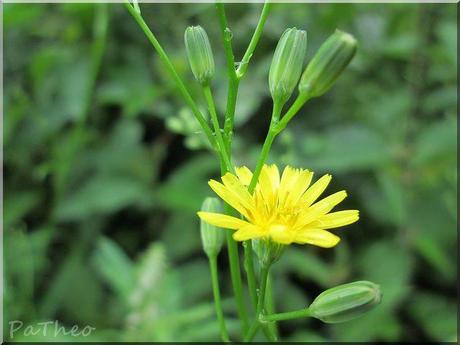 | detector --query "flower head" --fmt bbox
[197,165,359,248]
